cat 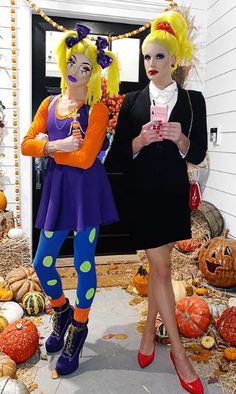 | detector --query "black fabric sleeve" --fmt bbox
[184,91,208,165]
